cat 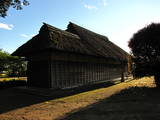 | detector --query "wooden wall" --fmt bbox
[50,61,127,89]
[27,50,128,88]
